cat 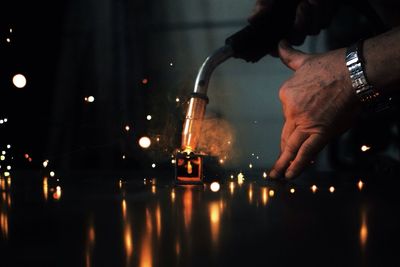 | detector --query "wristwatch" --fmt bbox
[345,41,390,112]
